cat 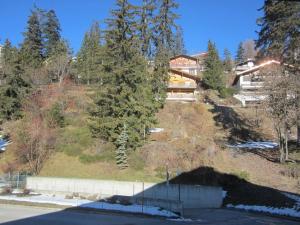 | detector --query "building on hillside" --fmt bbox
[191,52,207,72]
[232,60,281,106]
[234,58,256,73]
[167,69,201,101]
[167,54,206,102]
[169,54,206,75]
